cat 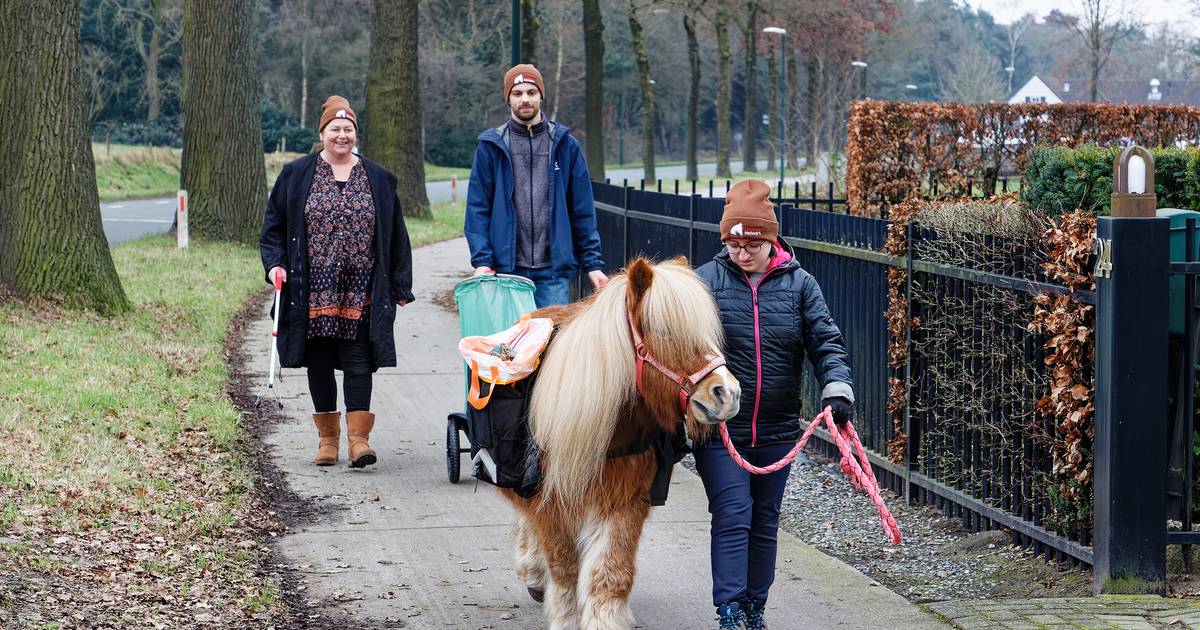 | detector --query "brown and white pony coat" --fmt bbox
[499,257,741,630]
